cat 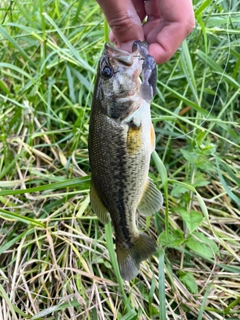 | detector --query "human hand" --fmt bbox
[96,0,195,64]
